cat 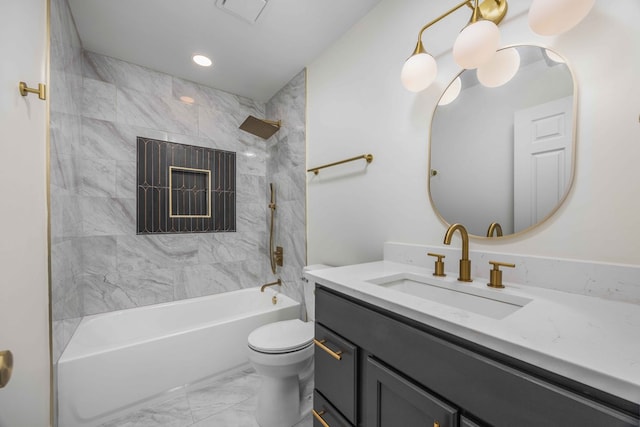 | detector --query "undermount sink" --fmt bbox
[366,273,532,320]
